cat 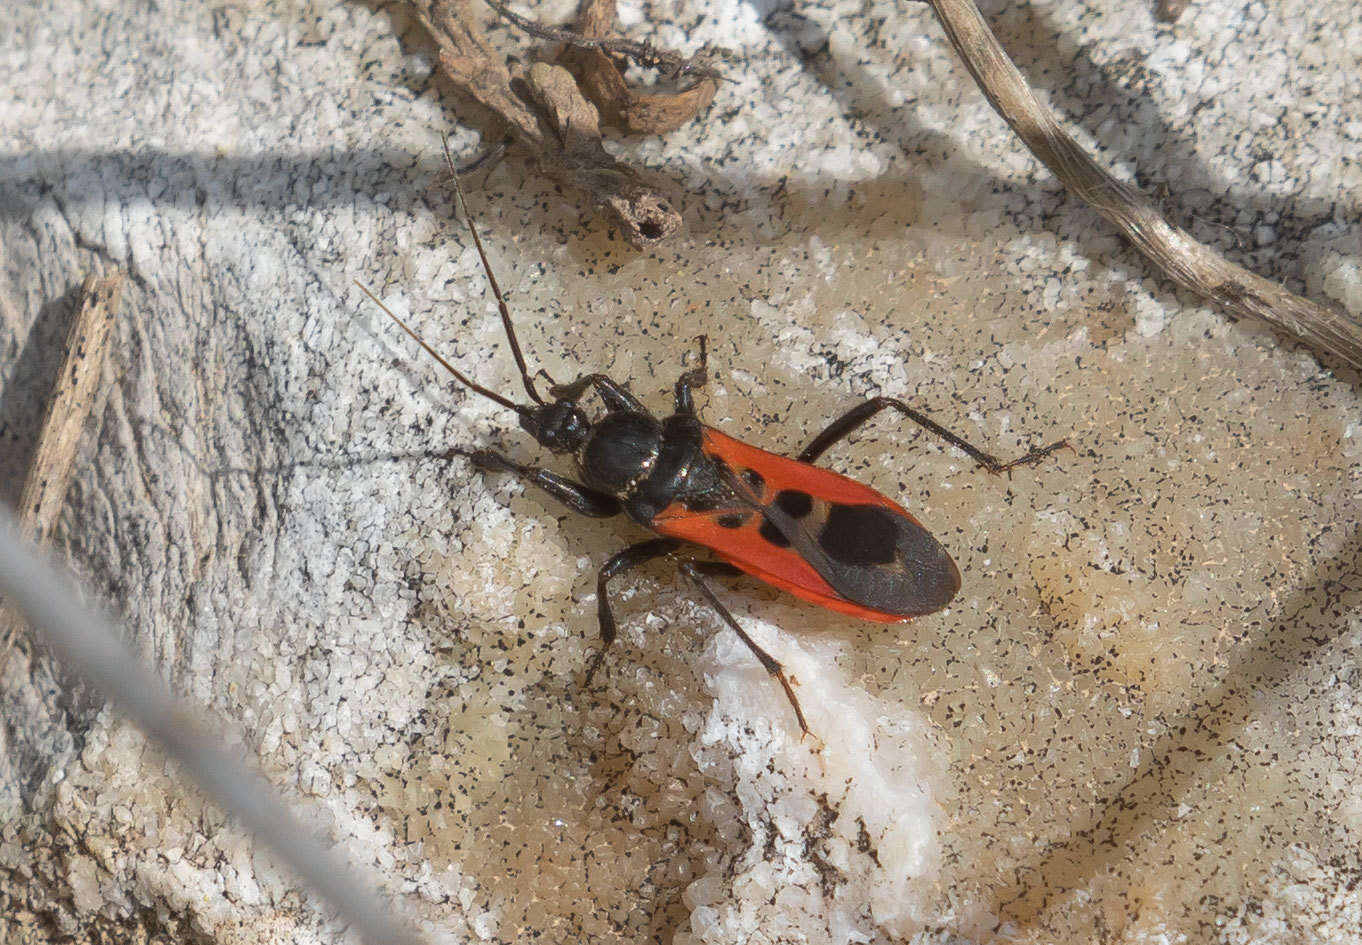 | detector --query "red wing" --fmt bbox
[650,426,956,622]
